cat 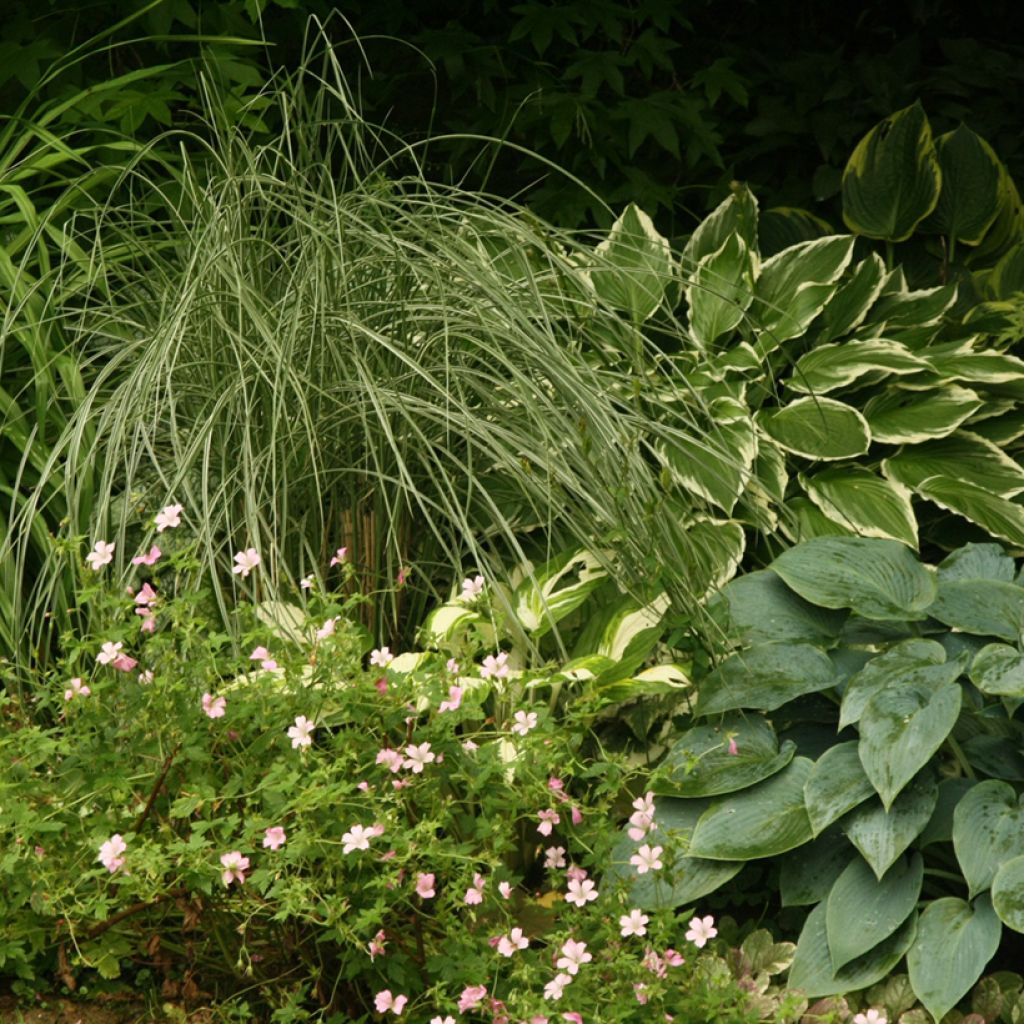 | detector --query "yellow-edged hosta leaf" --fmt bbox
[757,397,871,460]
[801,467,918,548]
[789,338,925,394]
[863,385,982,444]
[883,431,1024,499]
[686,232,758,346]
